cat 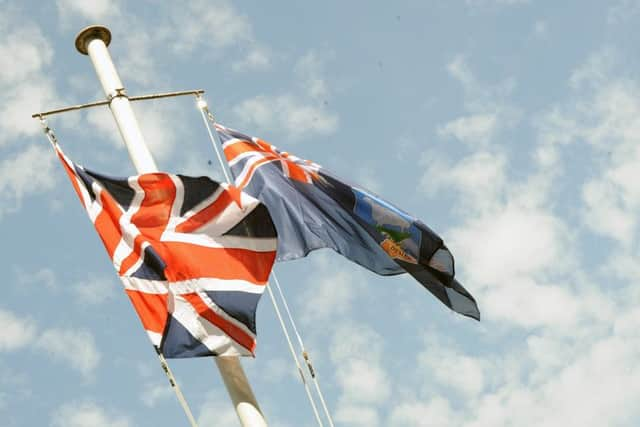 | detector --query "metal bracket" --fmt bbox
[107,88,128,102]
